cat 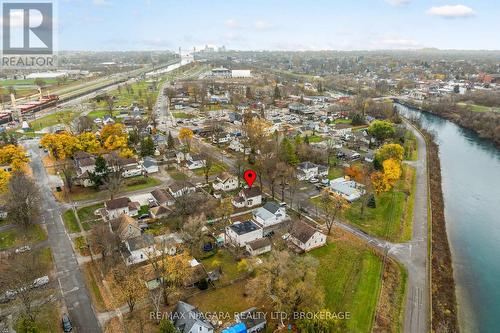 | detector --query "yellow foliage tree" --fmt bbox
[100,123,126,143]
[40,132,81,160]
[375,143,405,163]
[77,132,101,153]
[371,171,391,195]
[0,145,29,171]
[0,169,11,192]
[178,128,193,151]
[382,158,402,186]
